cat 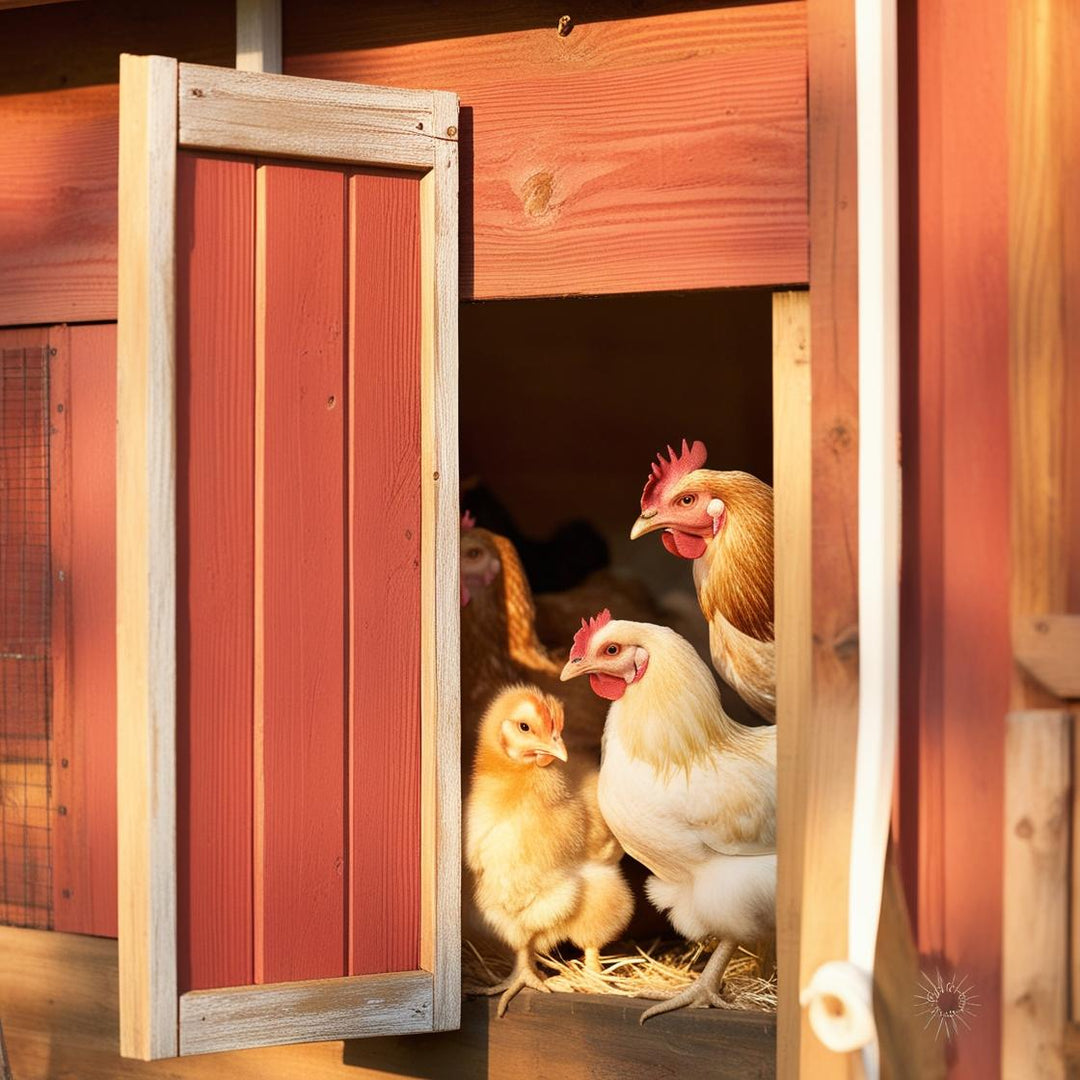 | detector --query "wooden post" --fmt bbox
[1006,0,1078,1068]
[236,0,281,74]
[116,52,179,1061]
[1002,711,1071,1079]
[803,1,860,1075]
[773,289,811,1079]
